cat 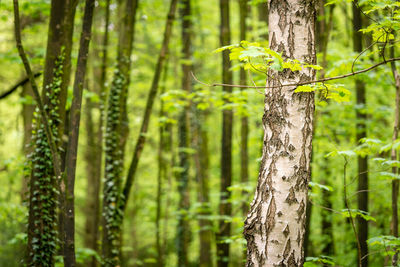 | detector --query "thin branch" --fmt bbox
[351,37,380,73]
[13,0,61,177]
[0,72,42,99]
[342,156,362,267]
[191,57,400,90]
